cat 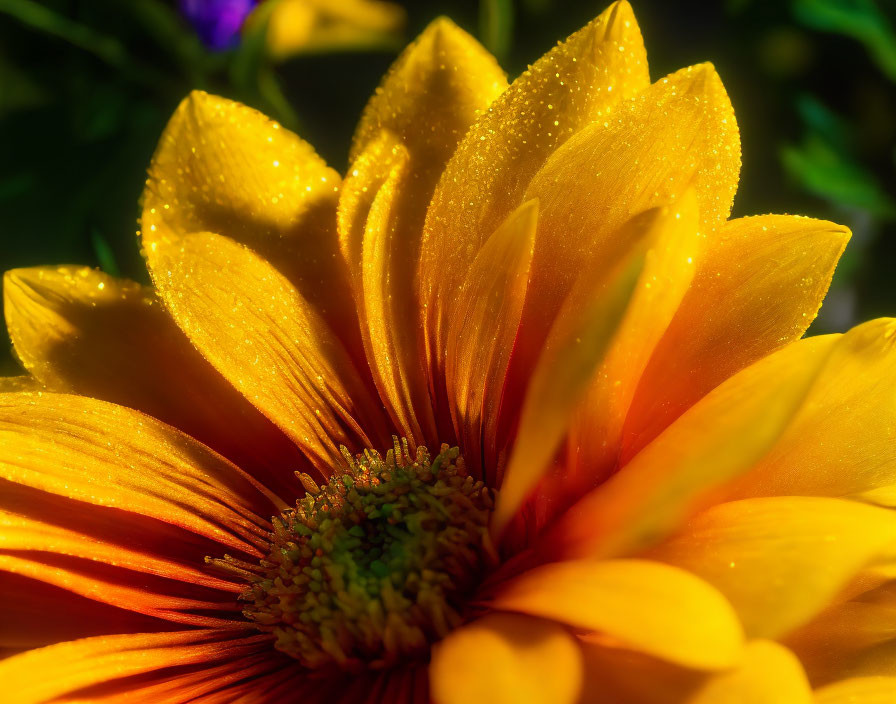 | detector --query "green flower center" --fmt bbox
[239,439,494,670]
